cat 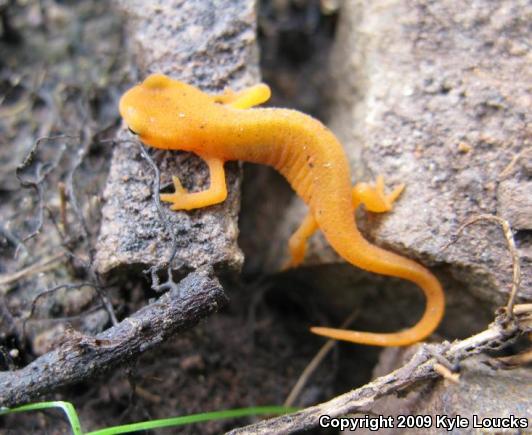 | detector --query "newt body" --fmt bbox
[119,74,444,346]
